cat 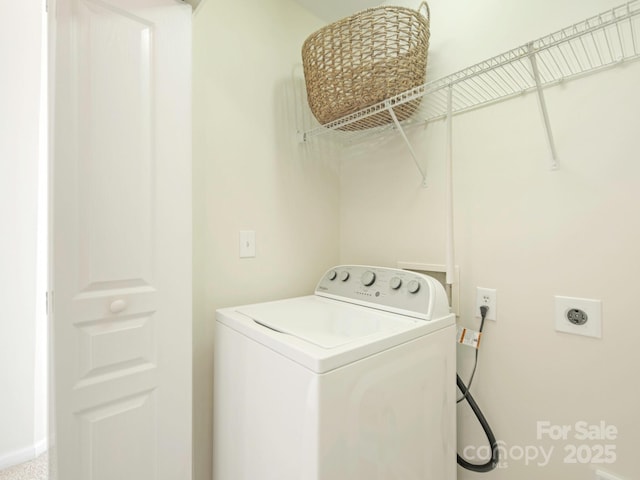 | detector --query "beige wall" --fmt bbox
[342,1,640,479]
[192,2,336,479]
[195,0,640,479]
